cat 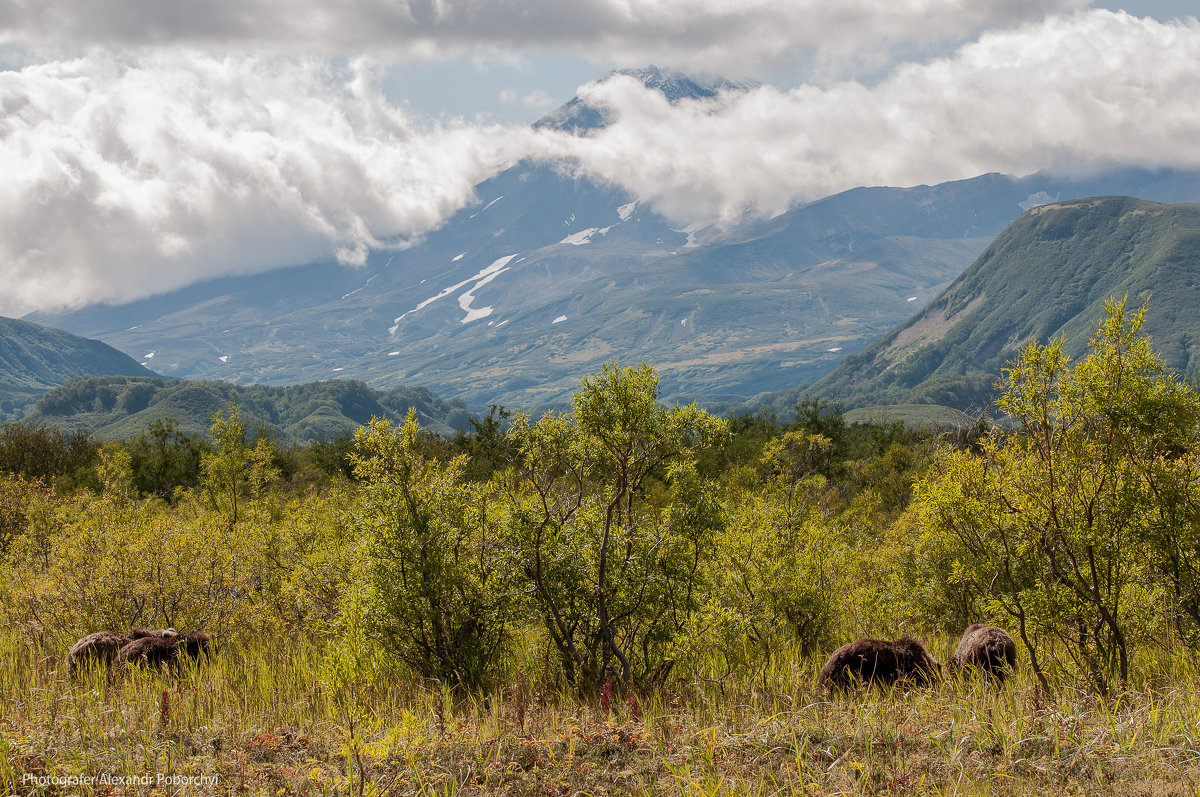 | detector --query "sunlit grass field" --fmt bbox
[5,631,1200,796]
